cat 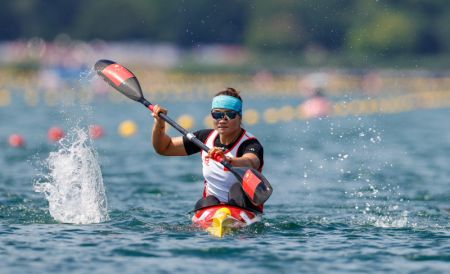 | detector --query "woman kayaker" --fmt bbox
[151,88,264,212]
